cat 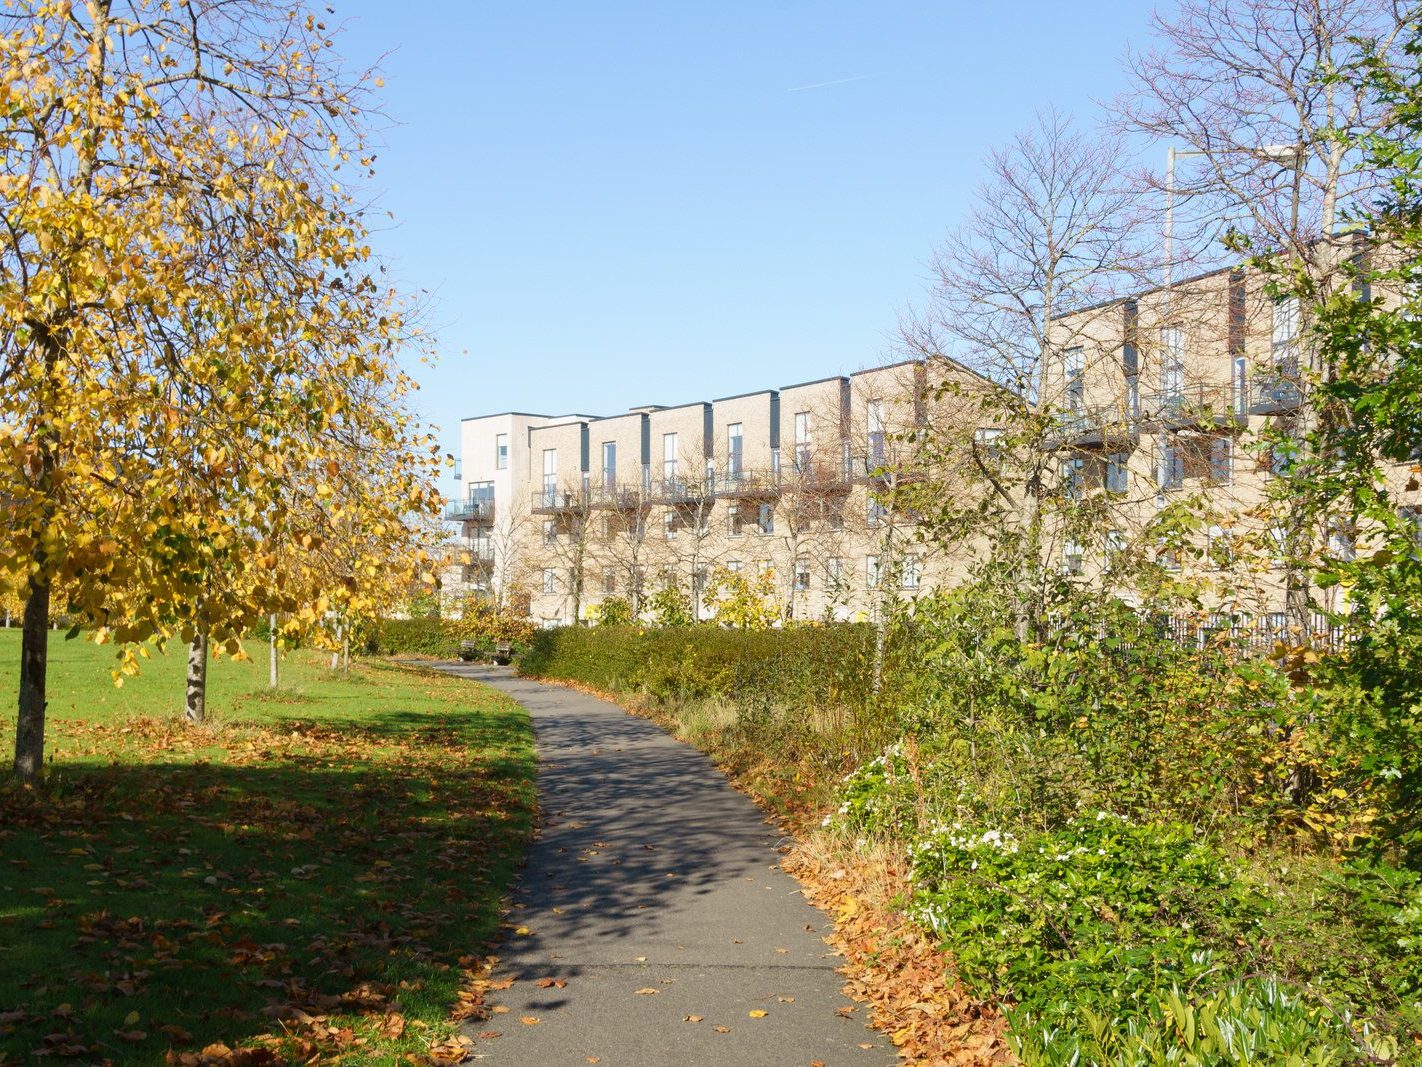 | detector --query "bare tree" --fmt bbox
[1114,0,1412,635]
[903,112,1147,639]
